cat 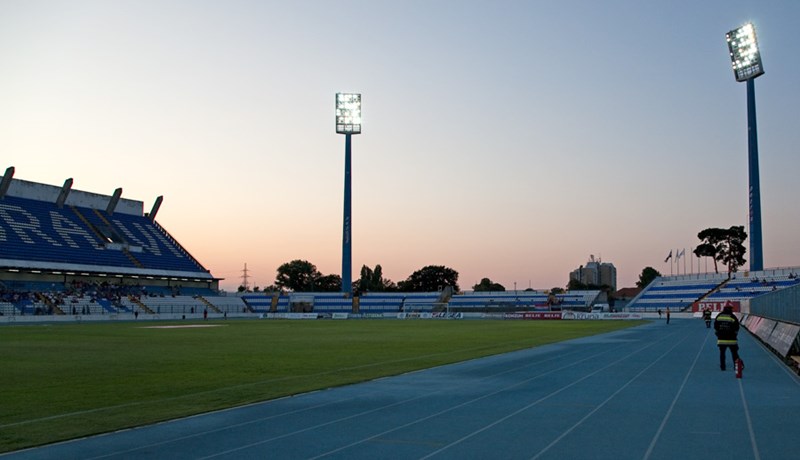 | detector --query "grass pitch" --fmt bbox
[0,318,644,452]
